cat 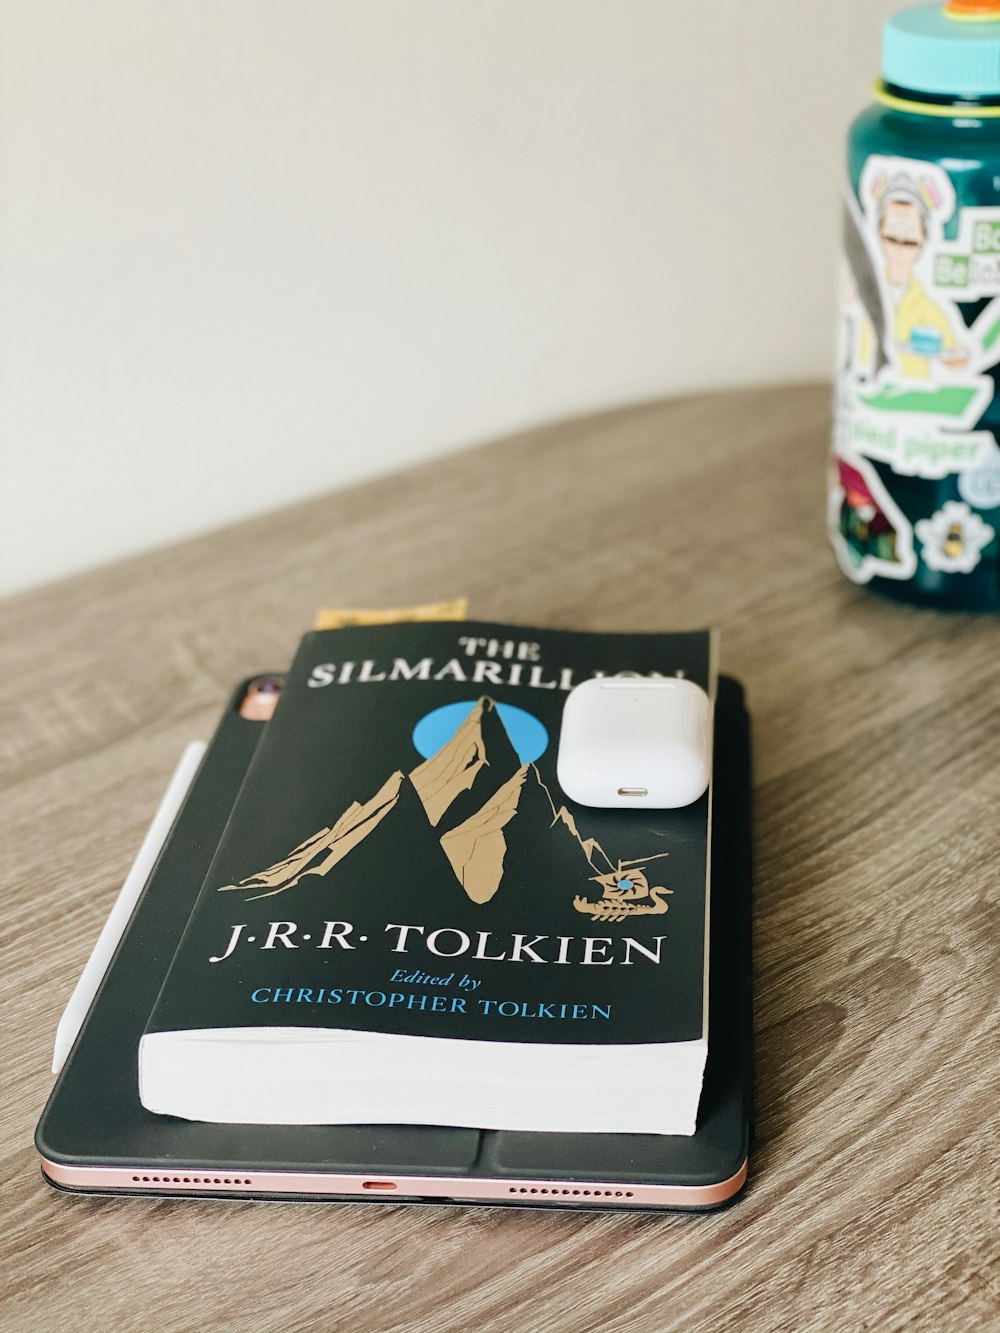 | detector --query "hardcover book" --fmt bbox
[139,623,717,1135]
